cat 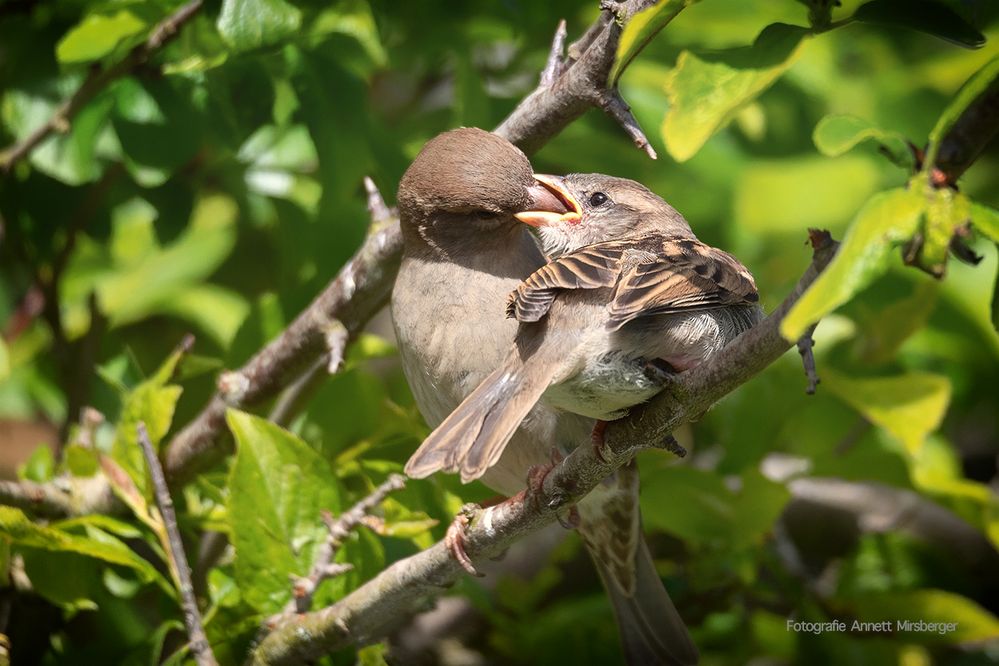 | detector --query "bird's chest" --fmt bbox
[391,255,520,426]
